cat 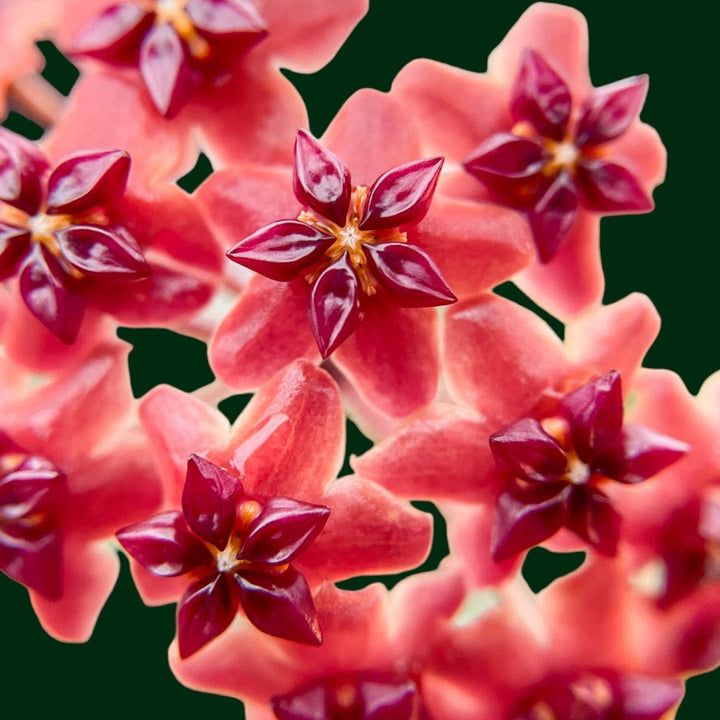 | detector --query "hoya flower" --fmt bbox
[354,292,685,585]
[204,90,532,435]
[0,341,162,641]
[0,127,221,369]
[123,360,432,657]
[390,3,665,316]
